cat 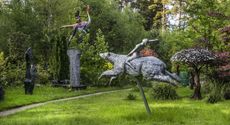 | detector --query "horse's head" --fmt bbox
[99,52,112,60]
[100,52,121,63]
